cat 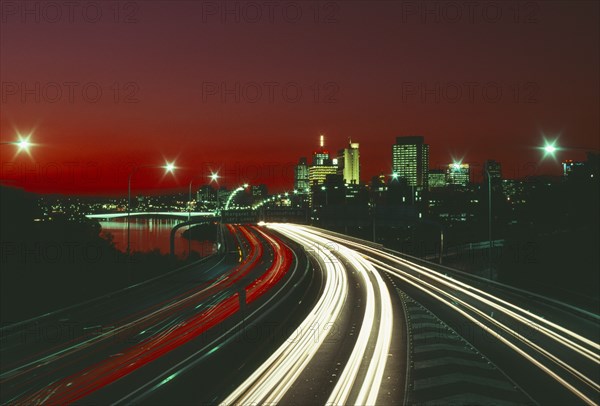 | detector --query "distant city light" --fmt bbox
[210,172,220,182]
